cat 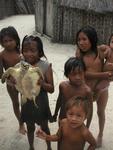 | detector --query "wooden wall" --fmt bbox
[0,0,16,19]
